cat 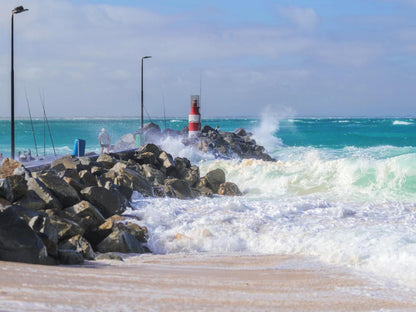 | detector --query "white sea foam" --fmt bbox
[129,145,416,289]
[393,120,413,125]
